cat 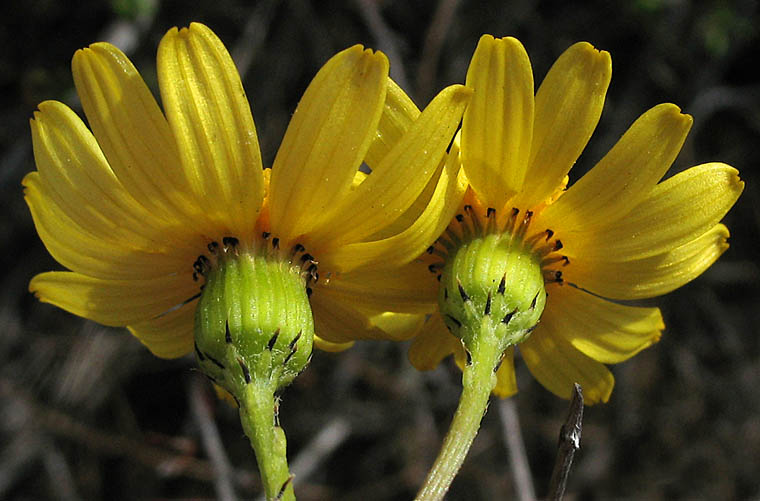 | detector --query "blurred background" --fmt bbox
[1,0,759,499]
